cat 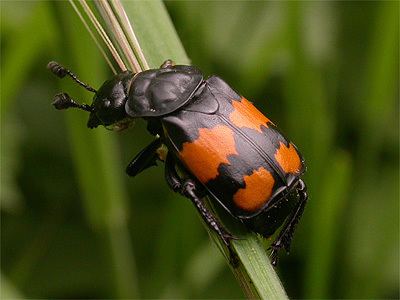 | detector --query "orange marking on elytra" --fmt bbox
[180,125,238,183]
[275,142,302,174]
[229,98,272,133]
[233,167,275,212]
